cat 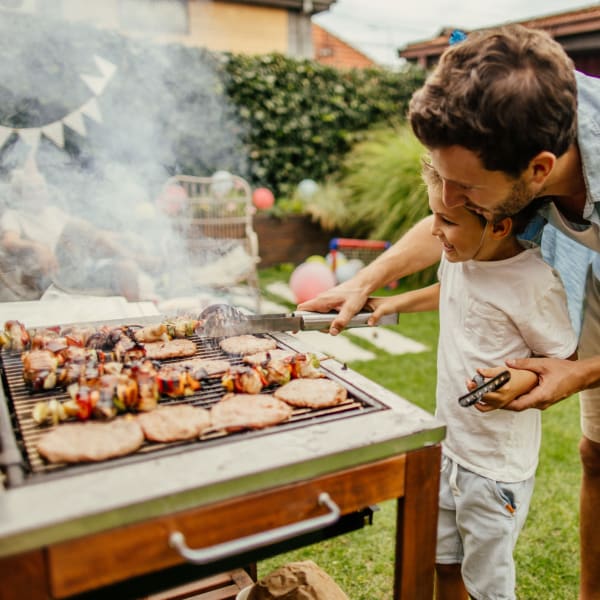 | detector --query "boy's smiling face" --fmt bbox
[429,188,489,262]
